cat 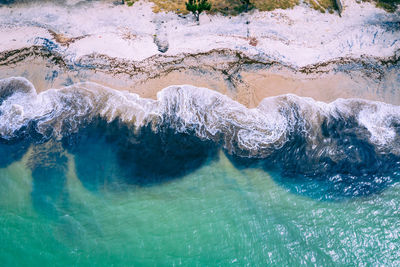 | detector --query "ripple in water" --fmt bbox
[0,77,400,265]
